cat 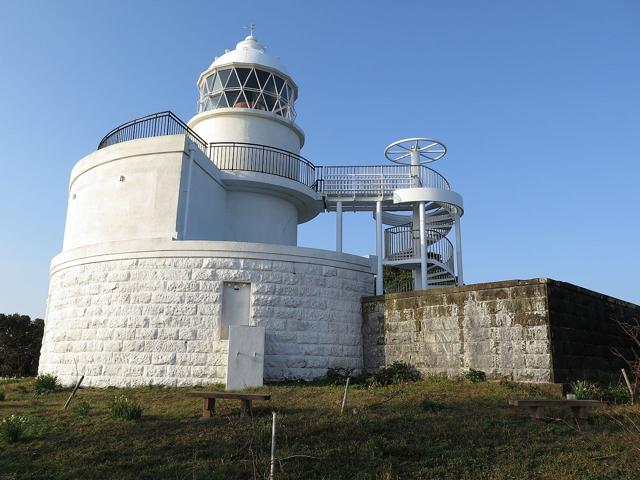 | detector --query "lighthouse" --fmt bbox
[39,34,463,388]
